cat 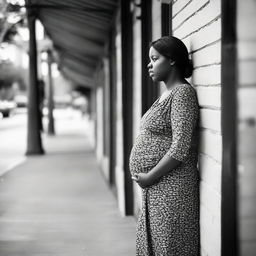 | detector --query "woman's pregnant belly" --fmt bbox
[129,130,172,176]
